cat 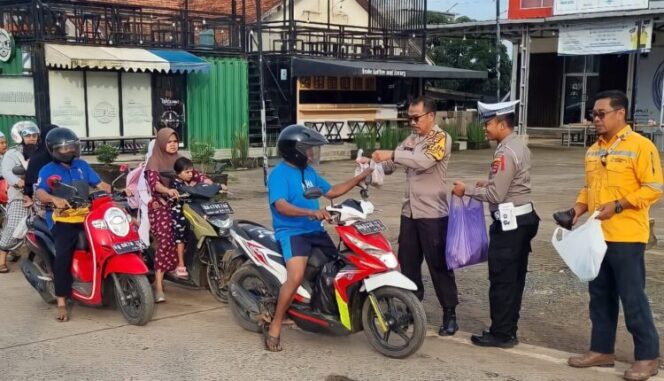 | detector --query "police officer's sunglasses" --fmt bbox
[408,112,433,124]
[589,108,621,120]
